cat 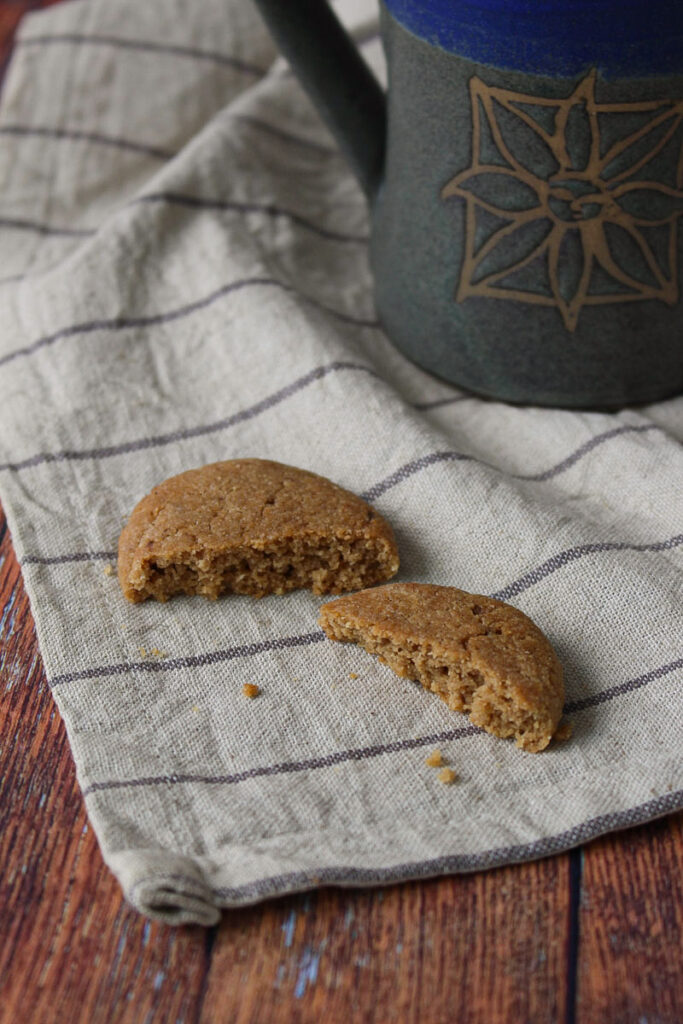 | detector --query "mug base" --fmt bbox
[382,324,683,411]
